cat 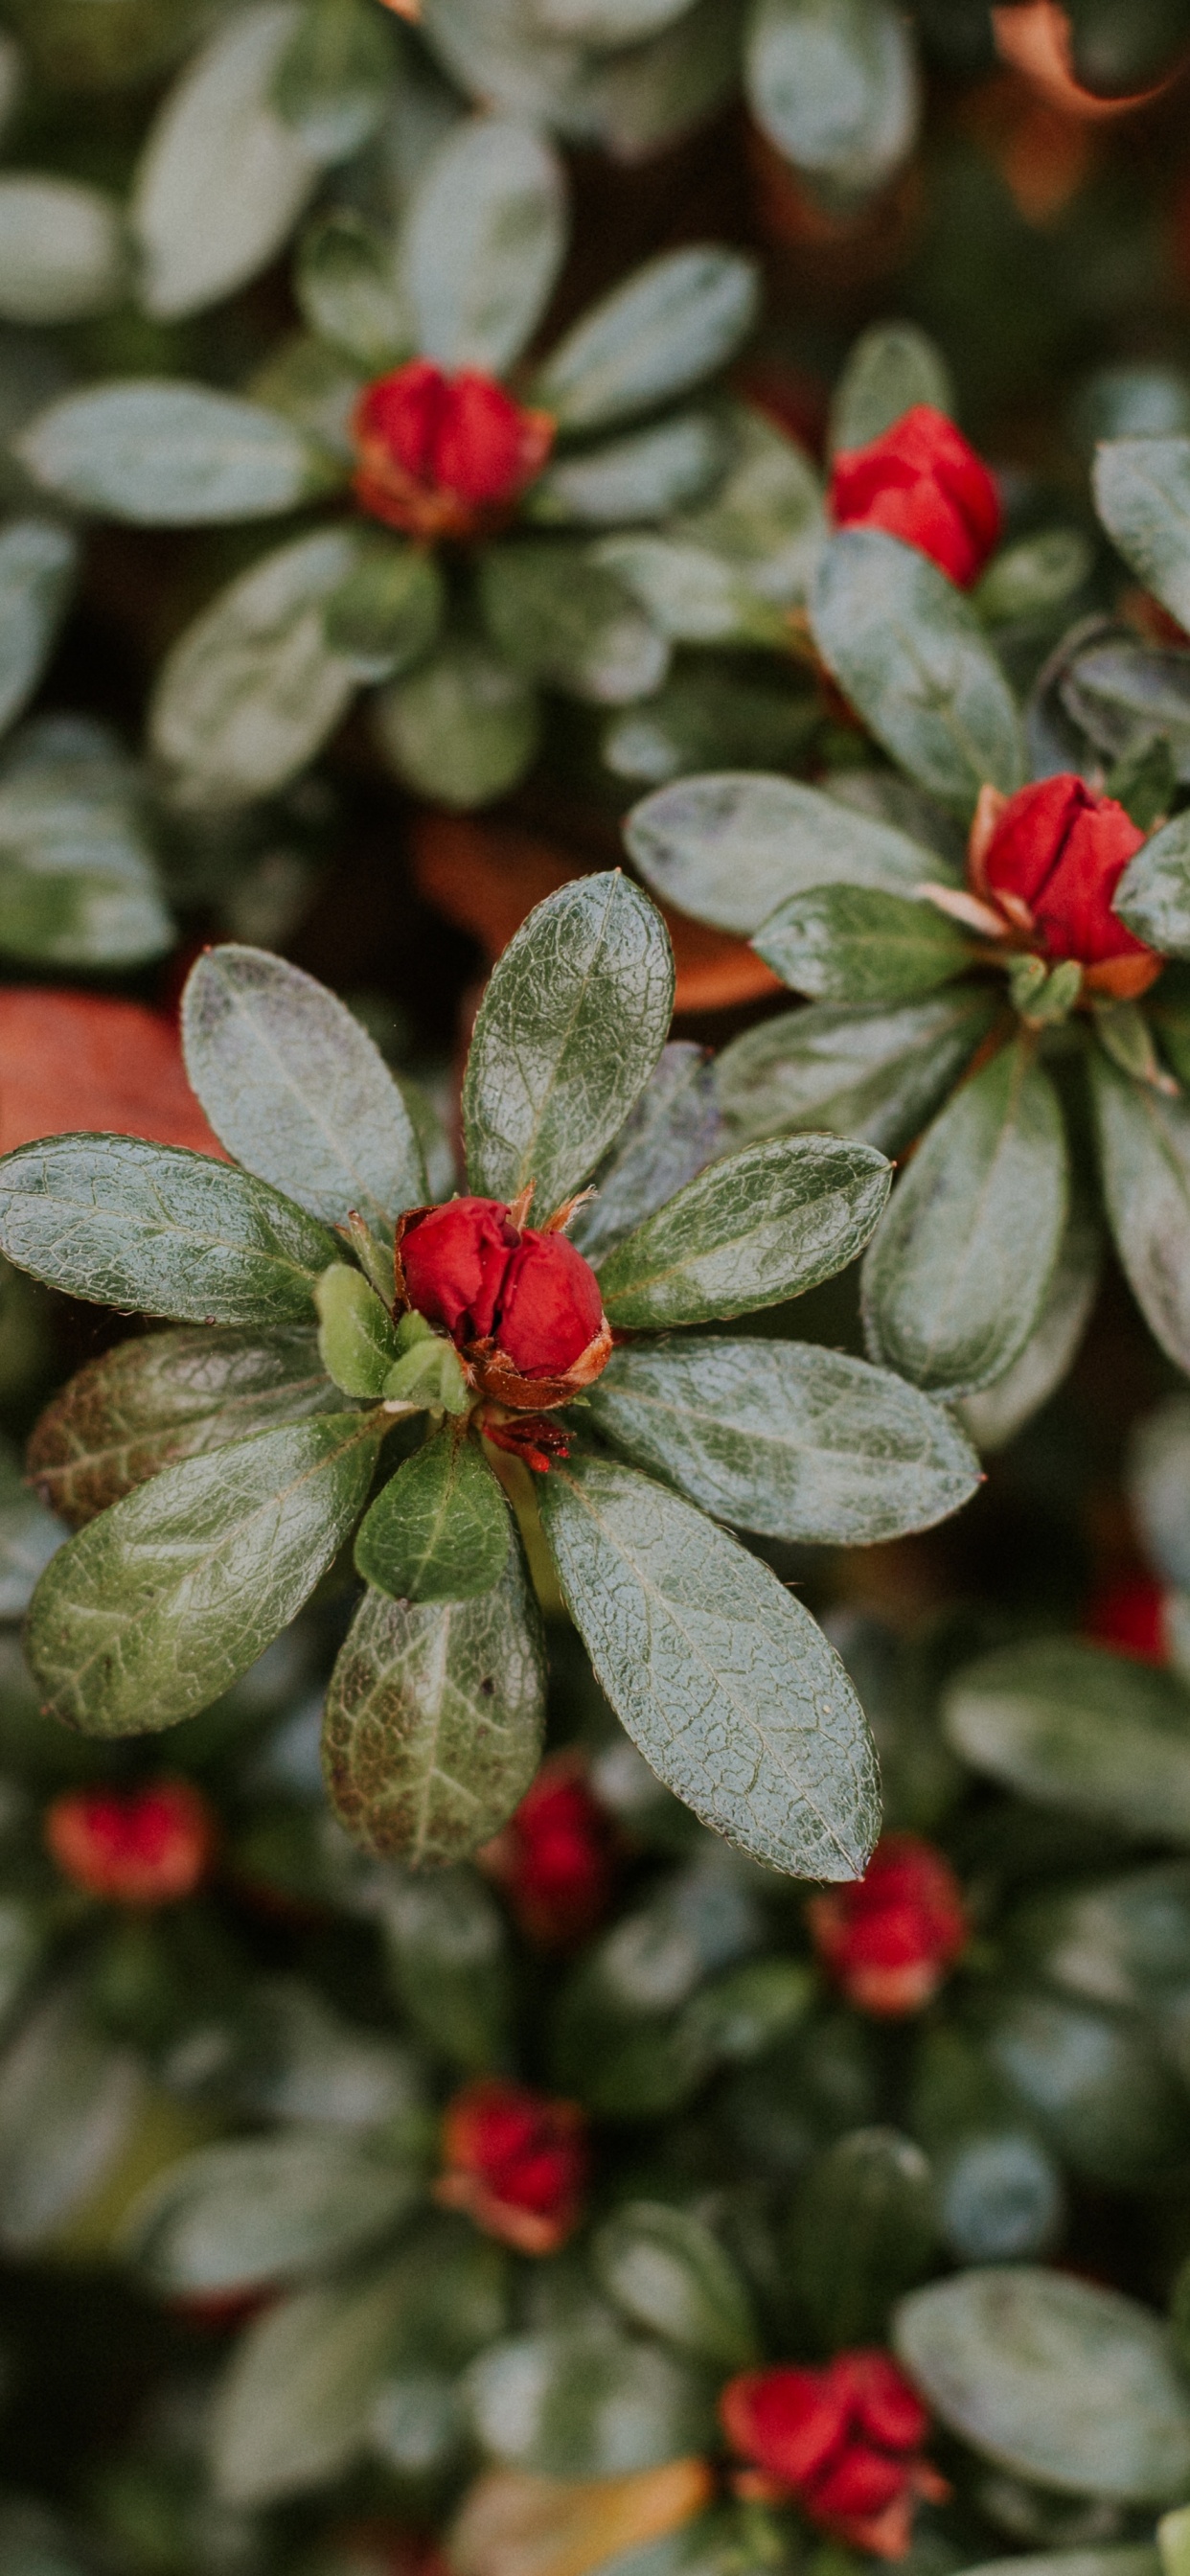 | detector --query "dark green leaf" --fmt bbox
[1091,1050,1190,1374]
[530,248,759,434]
[324,1547,544,1864]
[575,0,740,159]
[550,1852,763,2115]
[976,530,1093,630]
[594,532,789,649]
[294,208,411,371]
[538,1454,880,1877]
[0,1438,63,1616]
[626,770,946,938]
[0,715,170,971]
[528,413,727,528]
[1094,437,1190,633]
[0,176,126,324]
[1130,1394,1190,1590]
[588,1335,980,1544]
[463,869,675,1216]
[896,2269,1190,2501]
[1005,1862,1190,2014]
[959,1204,1102,1453]
[403,114,566,376]
[315,1265,400,1396]
[597,1135,890,1329]
[210,2257,417,2506]
[125,2133,417,2294]
[373,635,540,809]
[150,527,365,810]
[465,2323,714,2475]
[322,537,444,678]
[272,0,395,161]
[755,884,972,1002]
[829,321,953,456]
[16,382,340,526]
[26,1413,380,1737]
[0,1986,145,2253]
[746,0,918,200]
[714,989,998,1156]
[26,1323,338,1528]
[592,2201,759,2368]
[0,520,77,737]
[182,944,424,1232]
[131,2,321,323]
[812,528,1026,814]
[479,542,669,704]
[0,1135,340,1324]
[1114,810,1190,954]
[375,1870,513,2069]
[861,1041,1068,1397]
[570,1043,722,1265]
[355,1425,509,1604]
[790,2128,937,2350]
[943,1639,1190,1842]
